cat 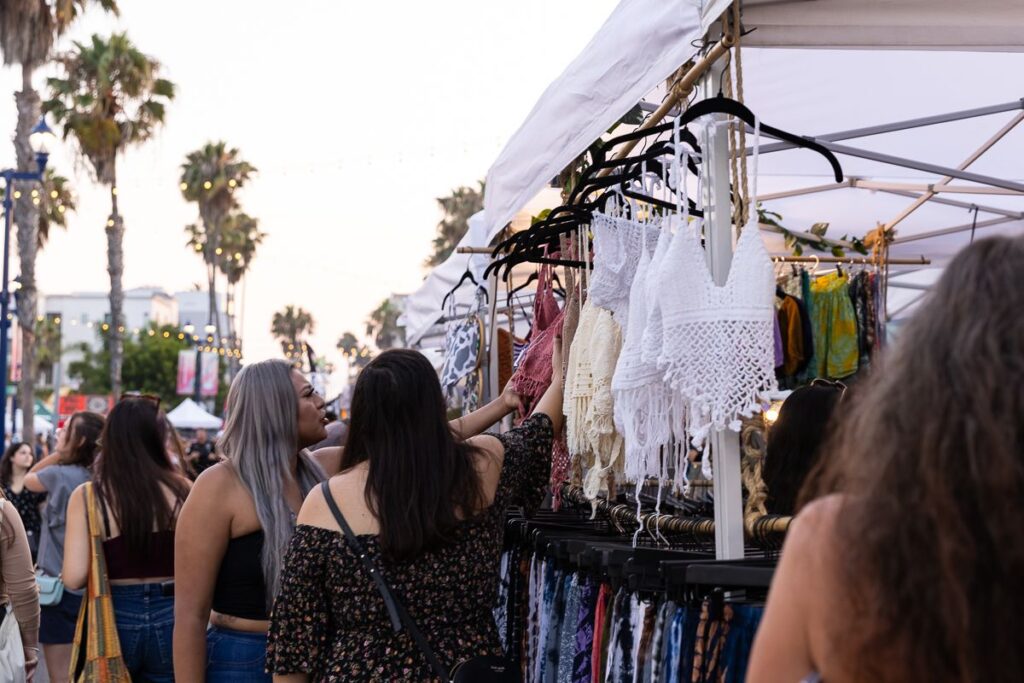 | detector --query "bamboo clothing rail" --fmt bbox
[557,484,792,543]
